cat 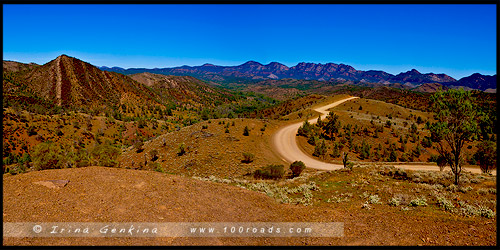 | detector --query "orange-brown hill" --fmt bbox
[129,72,236,106]
[3,60,38,73]
[3,166,495,246]
[412,83,449,93]
[4,55,167,109]
[3,55,163,110]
